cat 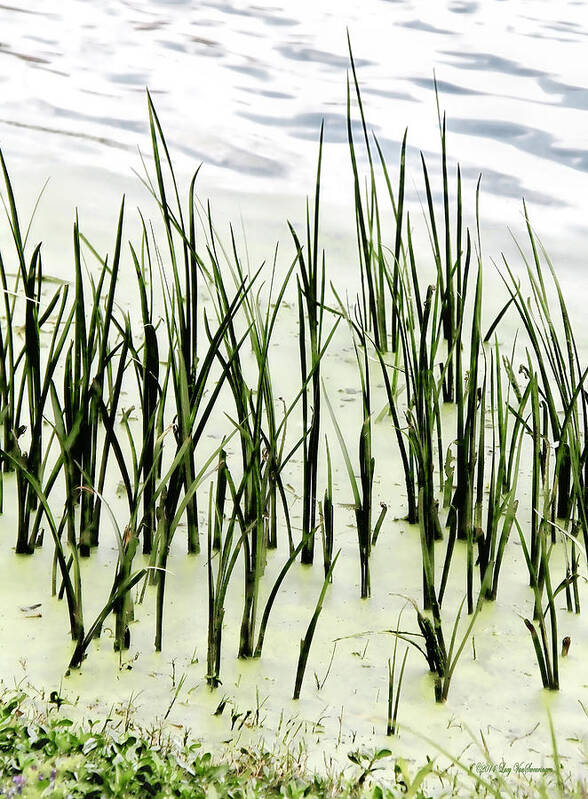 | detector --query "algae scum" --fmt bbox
[0,64,587,794]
